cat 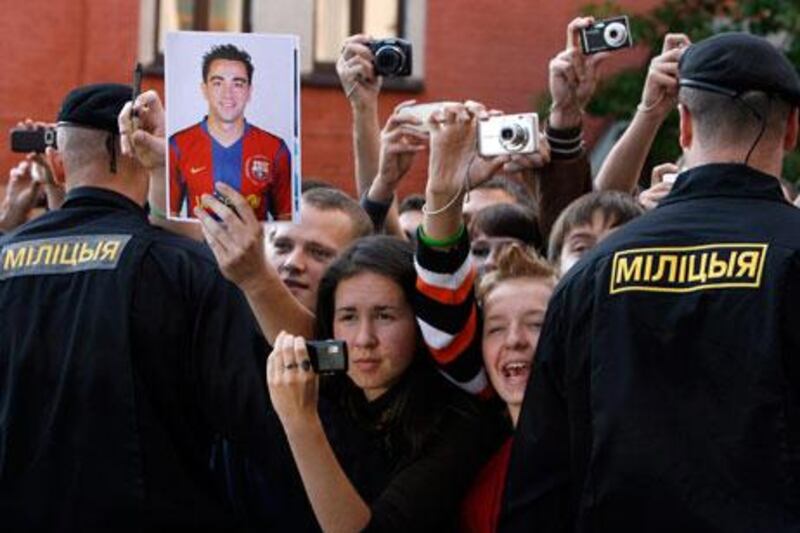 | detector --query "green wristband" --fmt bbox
[418,224,465,248]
